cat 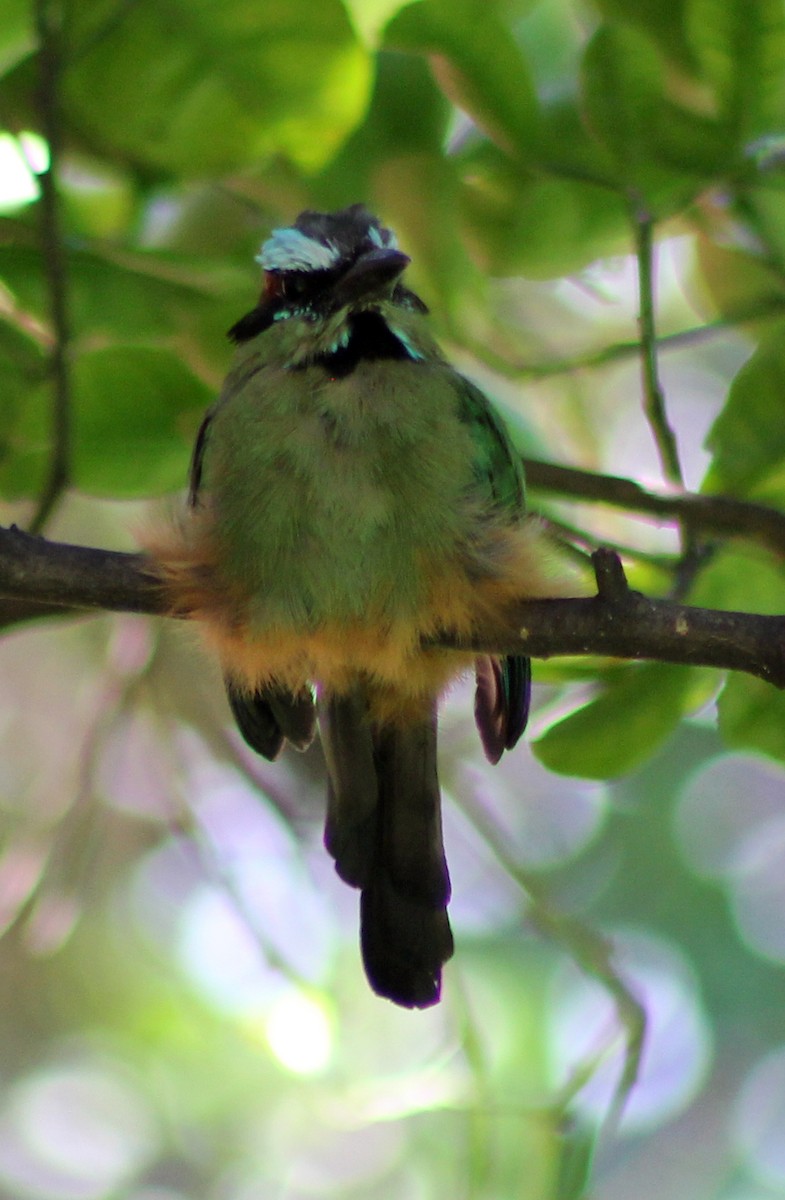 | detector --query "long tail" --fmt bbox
[320,691,454,1009]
